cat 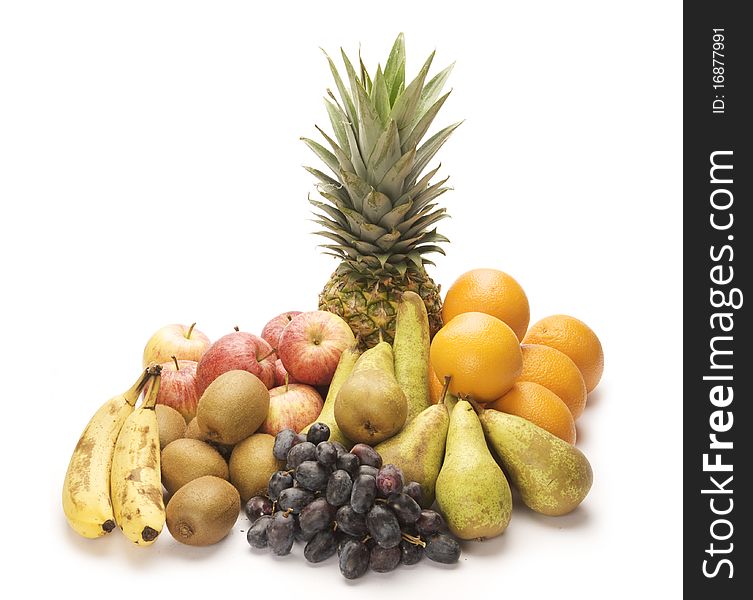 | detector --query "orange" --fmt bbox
[523,315,604,393]
[430,312,522,403]
[490,382,576,444]
[518,344,587,419]
[428,368,445,404]
[441,268,530,340]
